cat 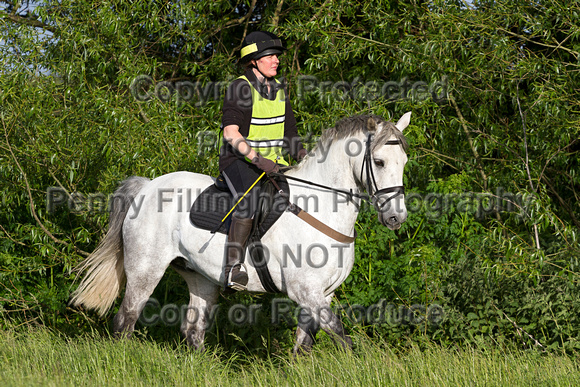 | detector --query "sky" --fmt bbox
[1,1,54,75]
